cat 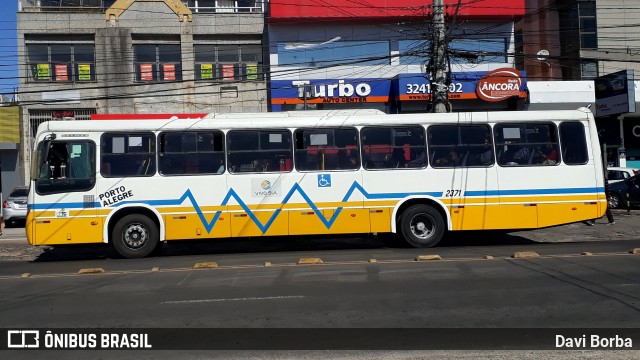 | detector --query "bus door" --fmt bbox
[289,127,367,235]
[424,121,499,230]
[493,123,541,229]
[31,139,101,245]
